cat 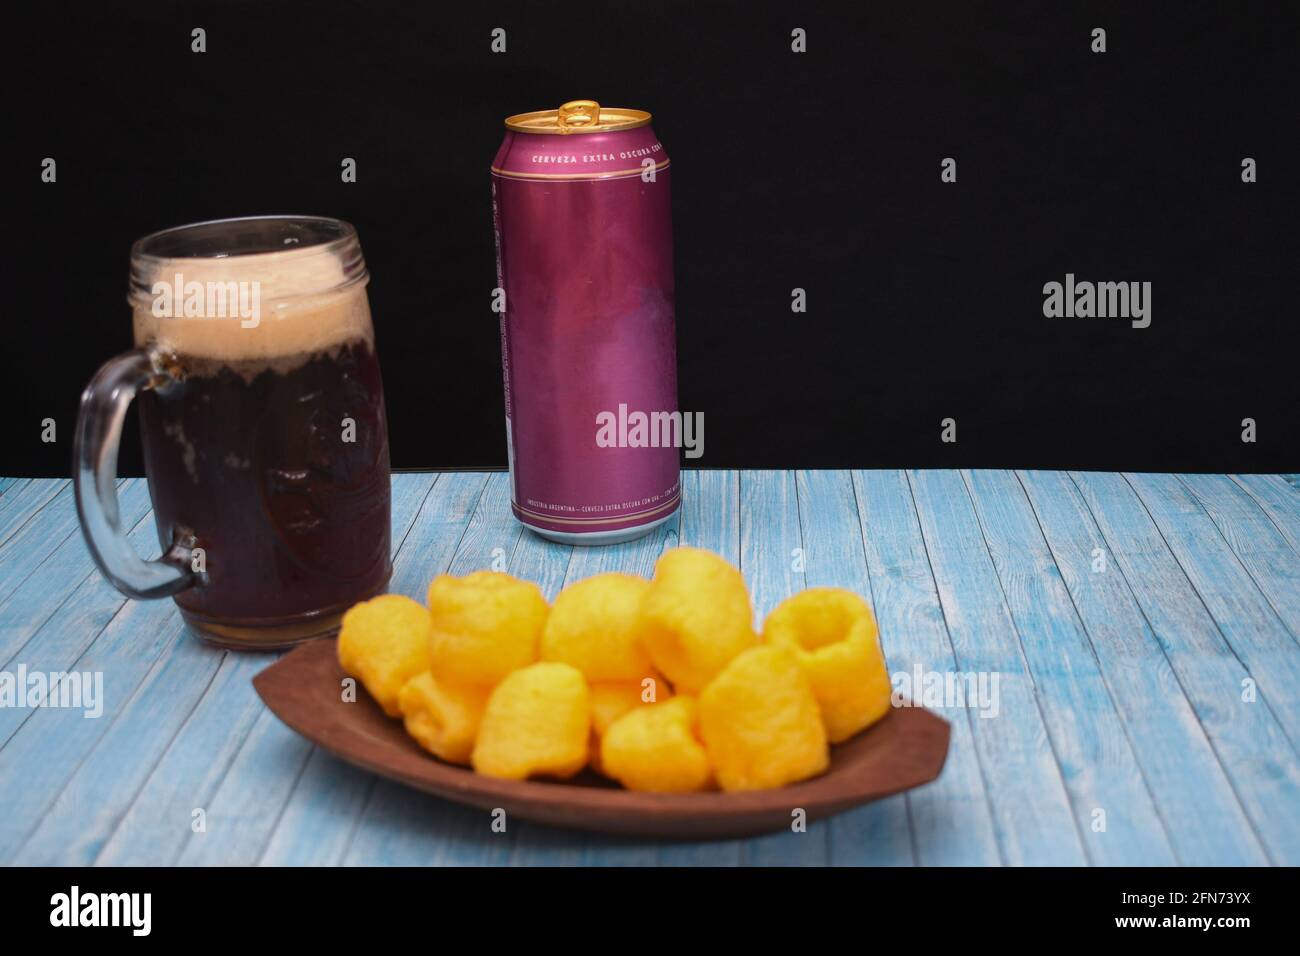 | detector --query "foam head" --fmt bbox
[129,216,372,368]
